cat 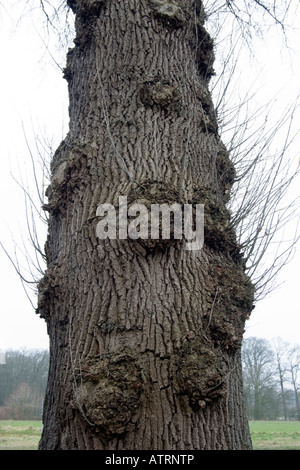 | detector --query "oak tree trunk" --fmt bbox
[38,0,254,450]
